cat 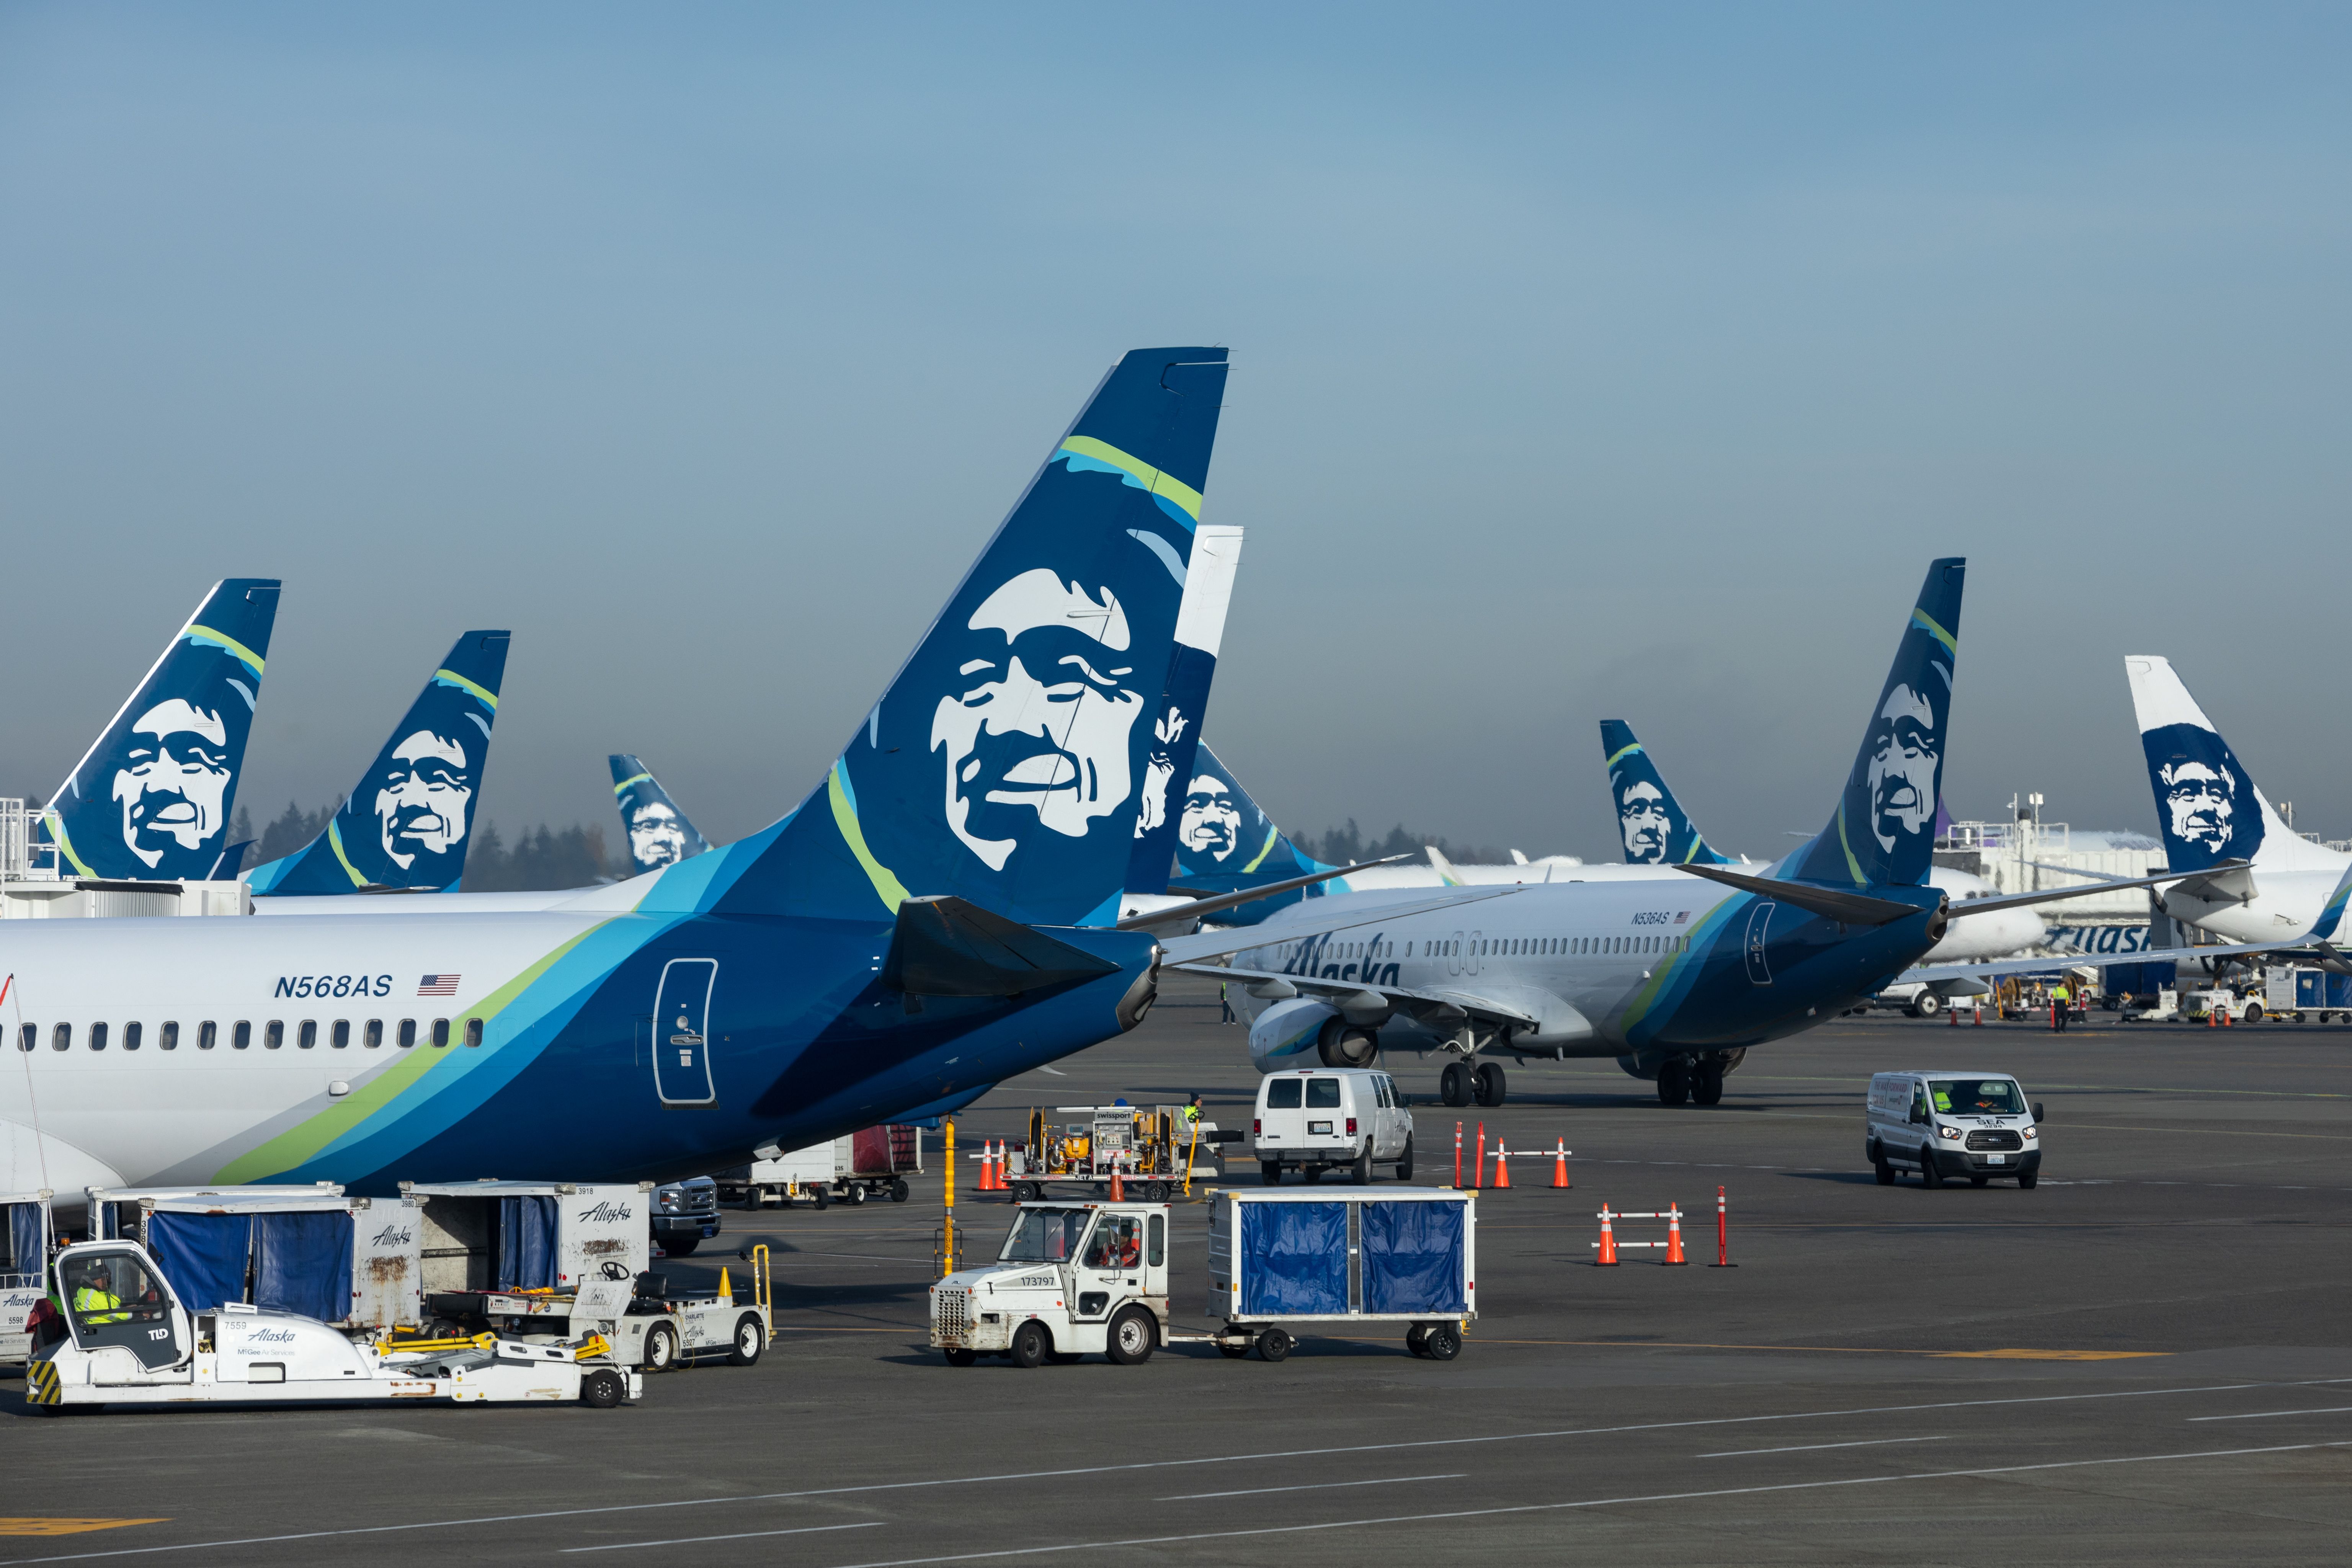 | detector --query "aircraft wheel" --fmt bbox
[1691,1058,1724,1106]
[1473,1062,1507,1107]
[1439,1062,1471,1106]
[1656,1060,1690,1107]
